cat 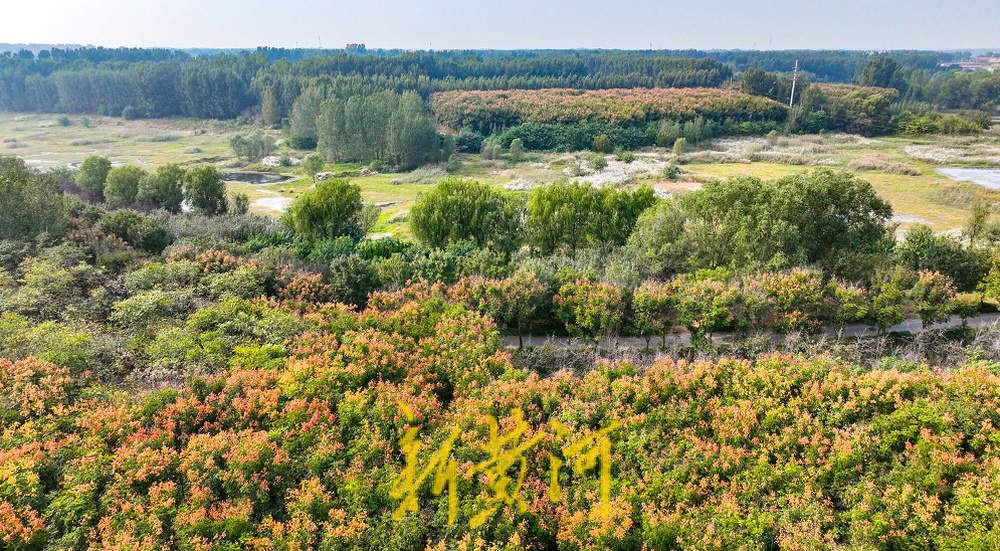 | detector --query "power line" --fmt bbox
[789,59,799,107]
